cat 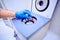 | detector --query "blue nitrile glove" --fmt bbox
[15,10,31,19]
